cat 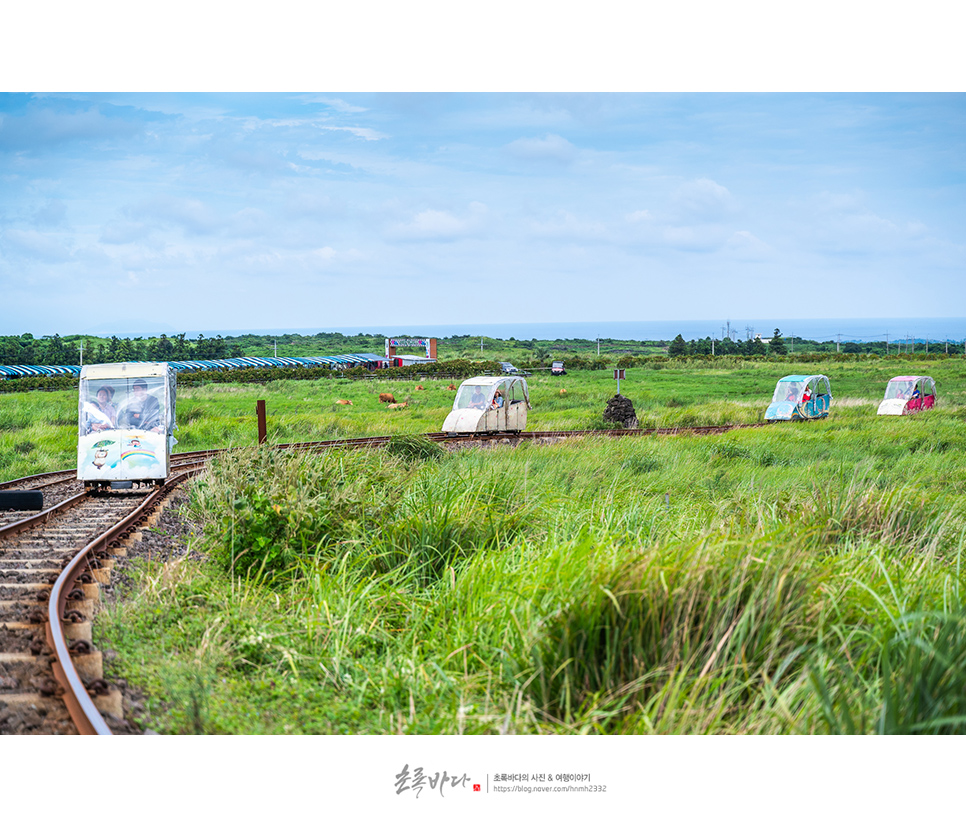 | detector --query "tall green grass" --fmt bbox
[94,409,966,734]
